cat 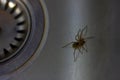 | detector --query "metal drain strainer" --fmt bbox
[0,0,48,77]
[0,0,30,62]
